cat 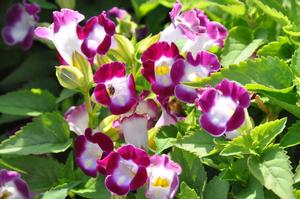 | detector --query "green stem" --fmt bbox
[83,90,93,128]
